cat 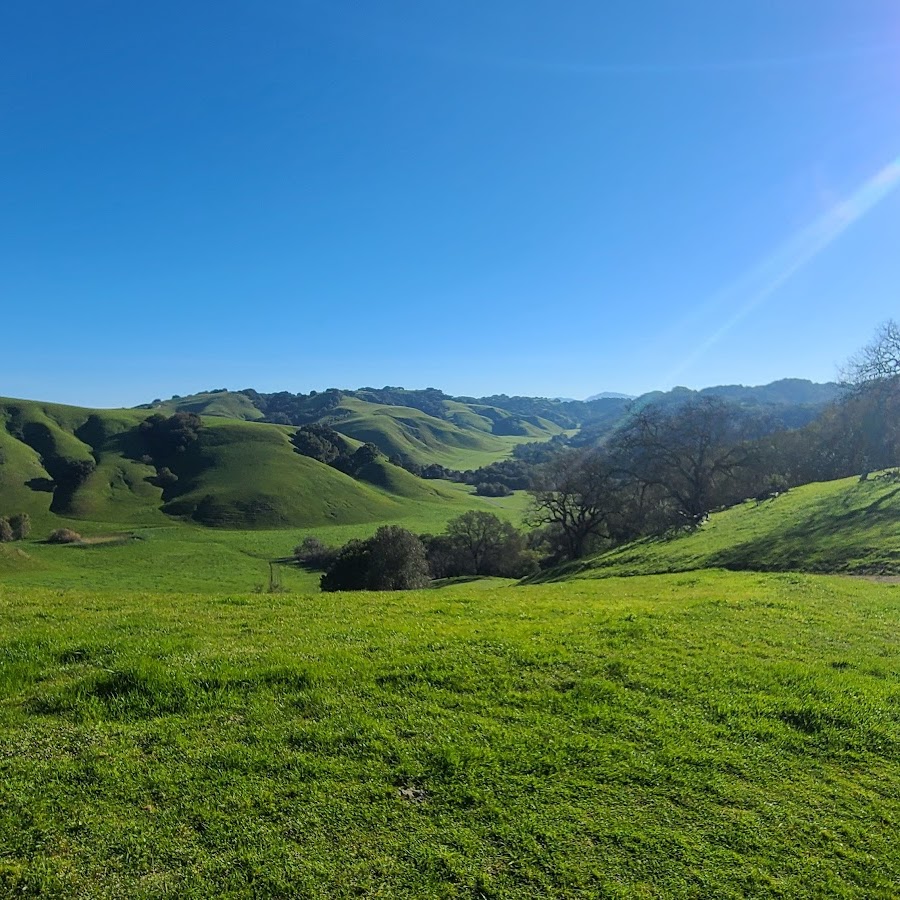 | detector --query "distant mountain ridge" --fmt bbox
[637,379,842,409]
[145,378,842,450]
[585,391,635,401]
